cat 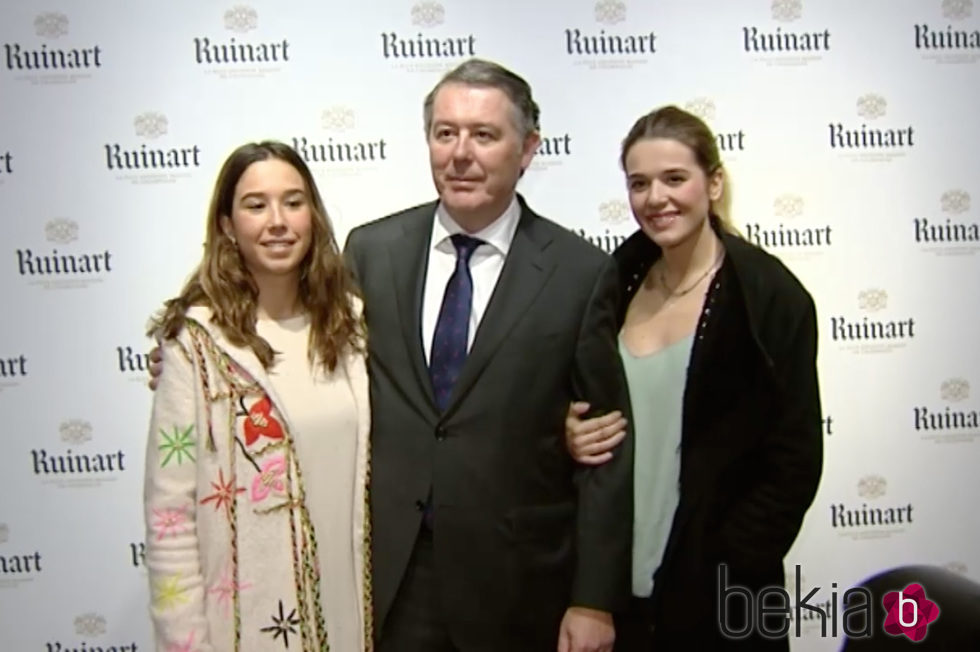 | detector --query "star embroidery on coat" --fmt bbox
[159,424,196,467]
[208,564,252,616]
[260,600,300,648]
[167,630,197,652]
[199,468,245,517]
[151,505,189,540]
[153,573,189,610]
